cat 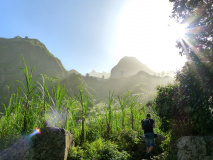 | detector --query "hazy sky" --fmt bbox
[0,0,186,75]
